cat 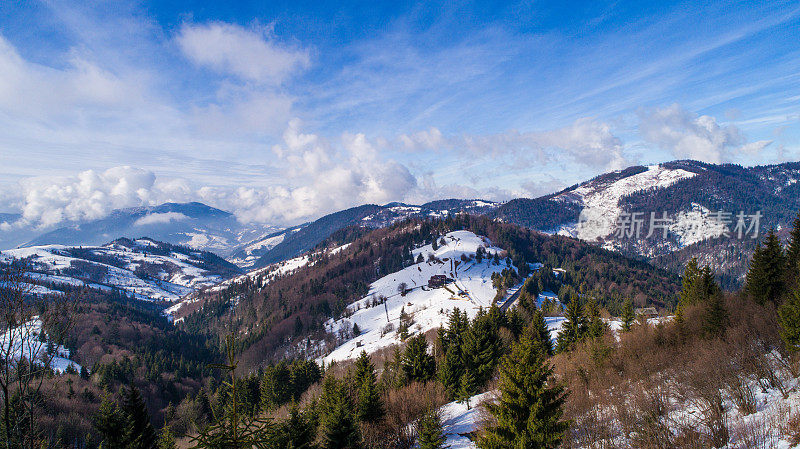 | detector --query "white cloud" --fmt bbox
[399,117,630,171]
[0,35,145,120]
[16,167,190,228]
[176,22,310,84]
[637,104,770,163]
[134,212,190,226]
